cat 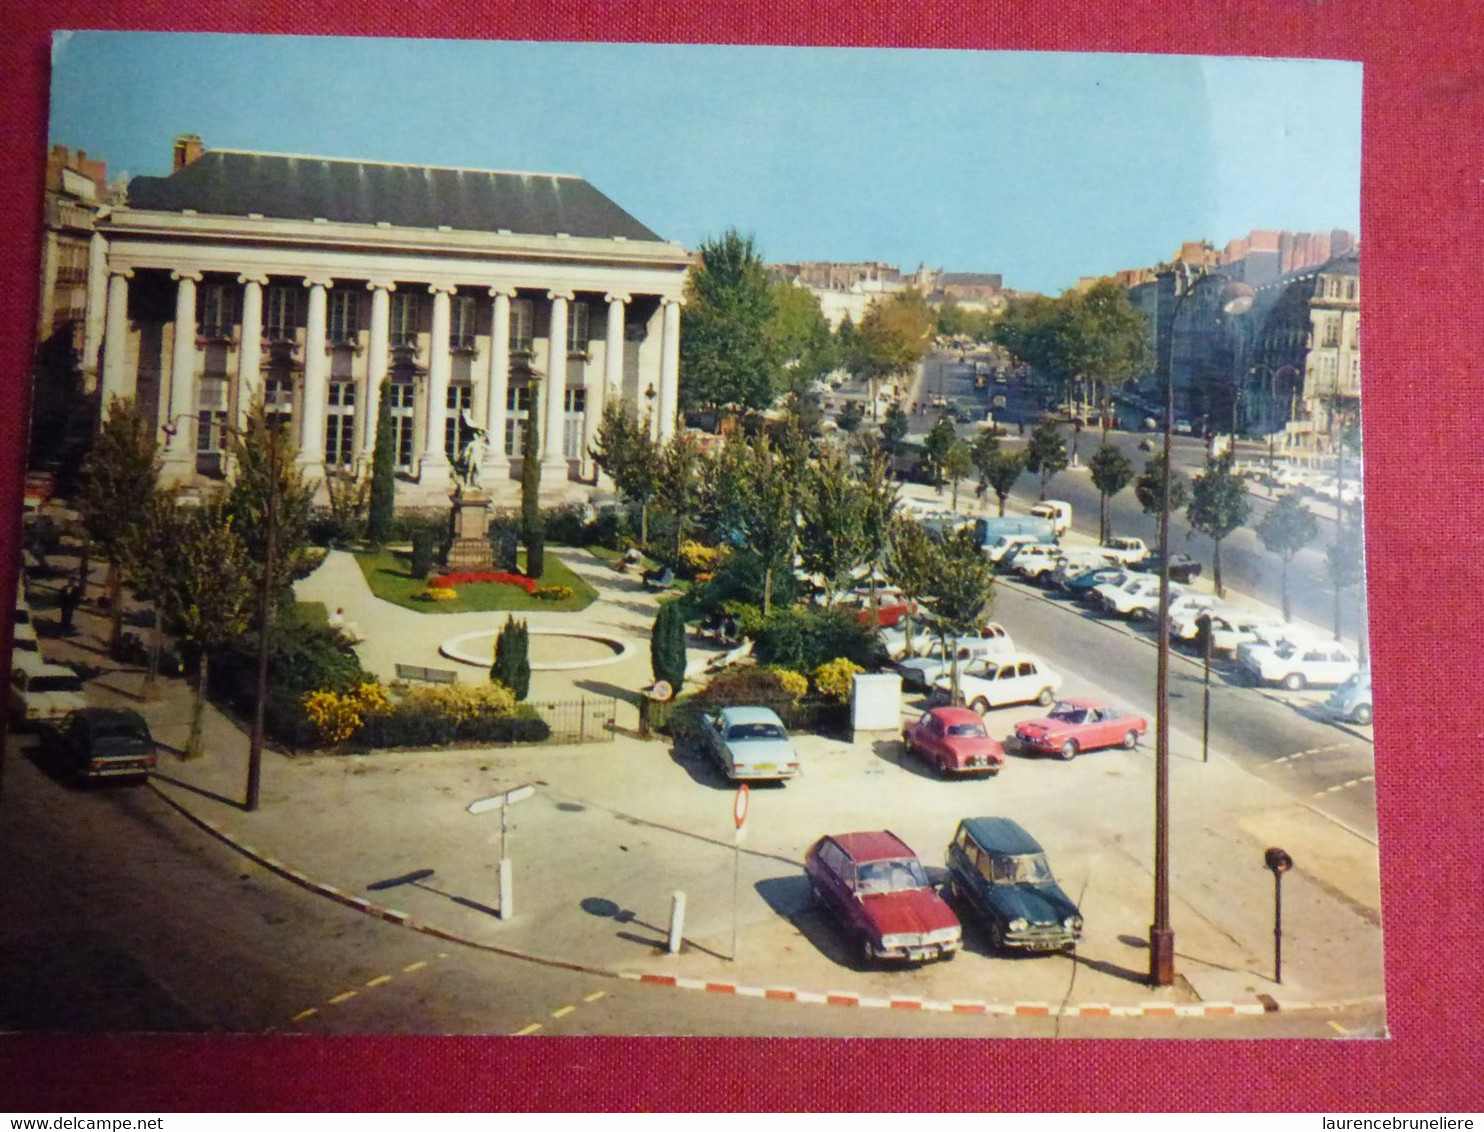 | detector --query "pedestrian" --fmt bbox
[58,581,81,633]
[1017,419,1025,436]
